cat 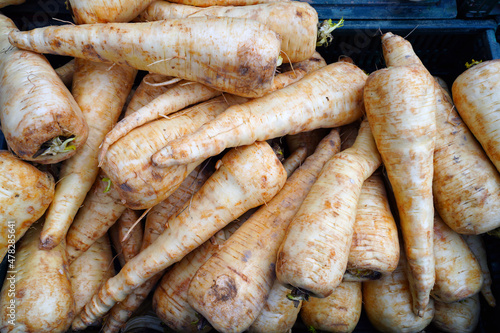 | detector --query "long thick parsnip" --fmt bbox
[0,151,54,261]
[72,141,287,328]
[152,62,367,167]
[70,236,114,324]
[432,214,483,303]
[8,17,281,98]
[276,119,381,298]
[382,32,500,235]
[40,59,136,250]
[364,63,436,316]
[0,221,75,333]
[137,1,317,63]
[187,129,341,332]
[0,14,88,164]
[452,60,500,173]
[103,166,212,333]
[346,171,399,279]
[101,94,246,210]
[65,172,127,263]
